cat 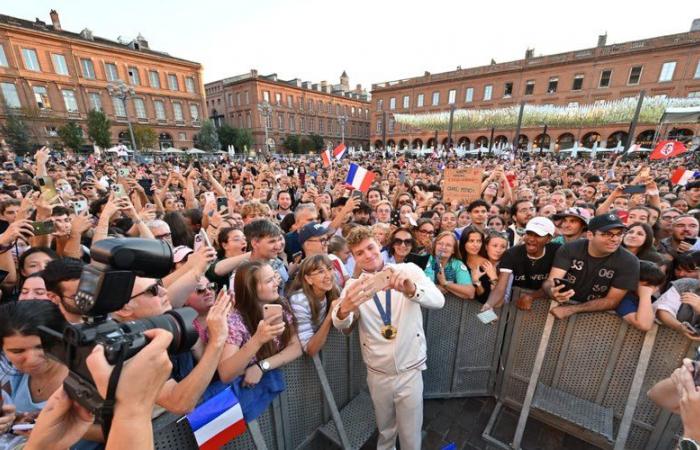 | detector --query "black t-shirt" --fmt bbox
[552,239,639,303]
[500,242,561,290]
